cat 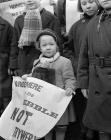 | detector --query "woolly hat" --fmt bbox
[36,28,58,42]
